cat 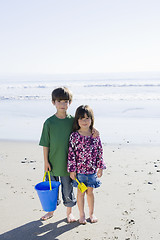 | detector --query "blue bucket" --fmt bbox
[35,181,61,212]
